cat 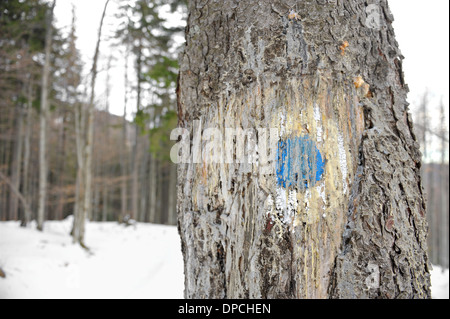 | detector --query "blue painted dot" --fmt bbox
[276,136,325,190]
